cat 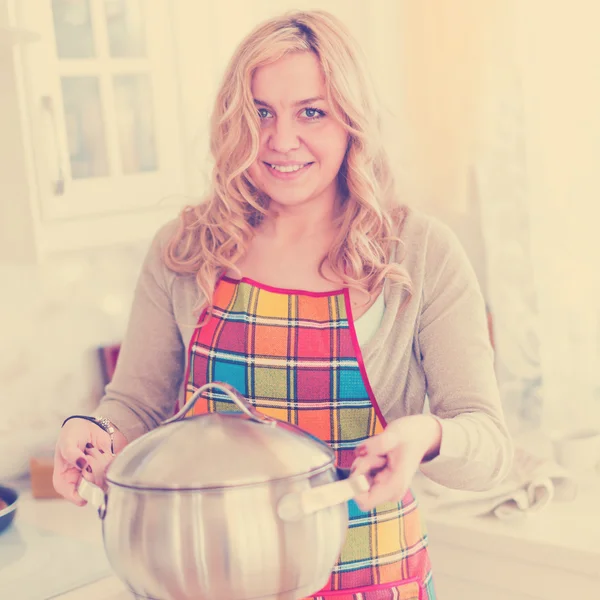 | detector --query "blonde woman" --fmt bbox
[54,10,511,599]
